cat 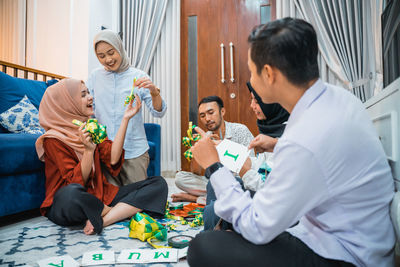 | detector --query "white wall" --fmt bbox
[87,0,120,75]
[5,0,120,81]
[0,0,26,65]
[26,0,89,80]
